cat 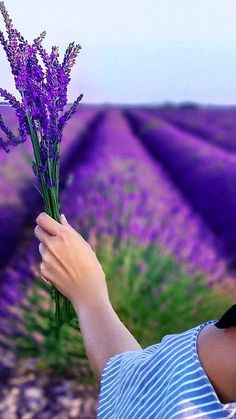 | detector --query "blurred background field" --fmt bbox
[1,0,236,418]
[1,103,236,418]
